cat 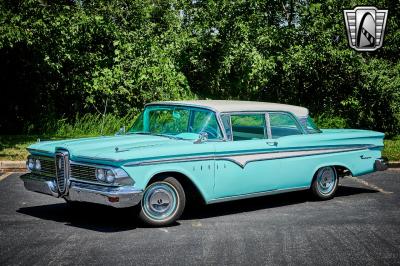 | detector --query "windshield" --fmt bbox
[128,105,223,140]
[299,116,322,134]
